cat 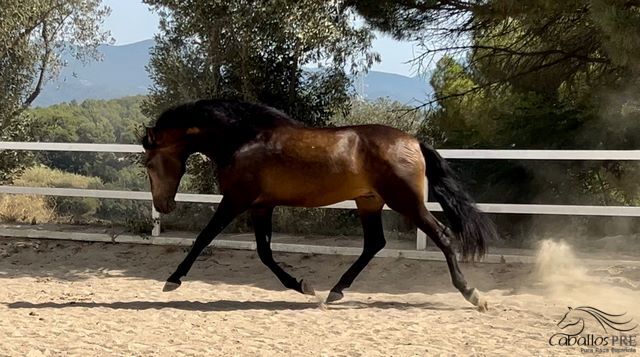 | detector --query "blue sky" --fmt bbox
[101,0,420,77]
